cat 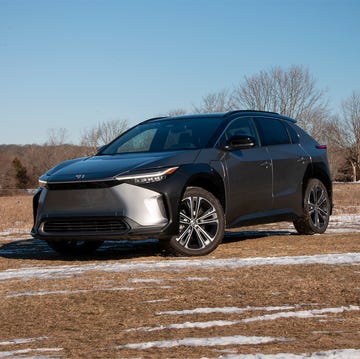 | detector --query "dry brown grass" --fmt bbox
[0,183,359,357]
[0,233,359,358]
[0,195,33,232]
[332,182,360,214]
